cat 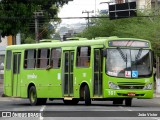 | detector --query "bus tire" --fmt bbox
[84,85,91,105]
[125,98,132,106]
[29,86,47,105]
